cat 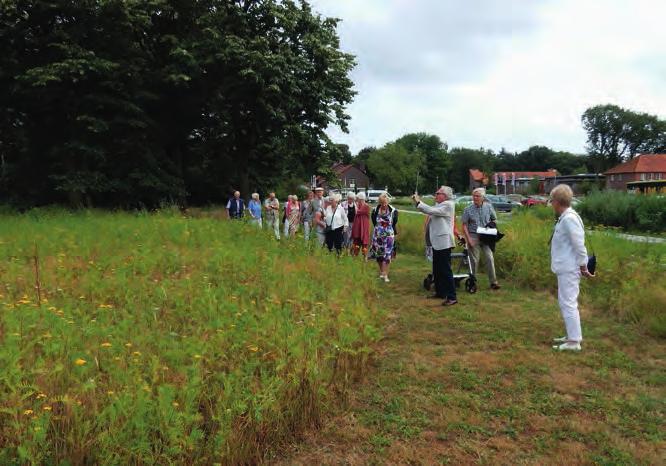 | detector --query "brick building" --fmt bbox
[604,154,666,191]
